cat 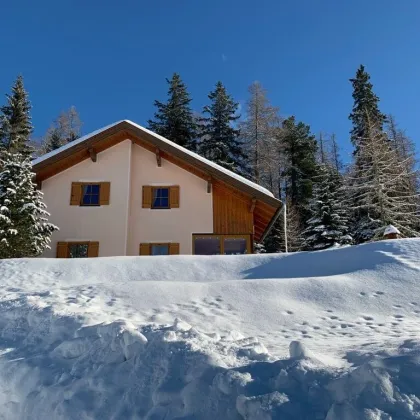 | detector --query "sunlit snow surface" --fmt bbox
[0,239,420,419]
